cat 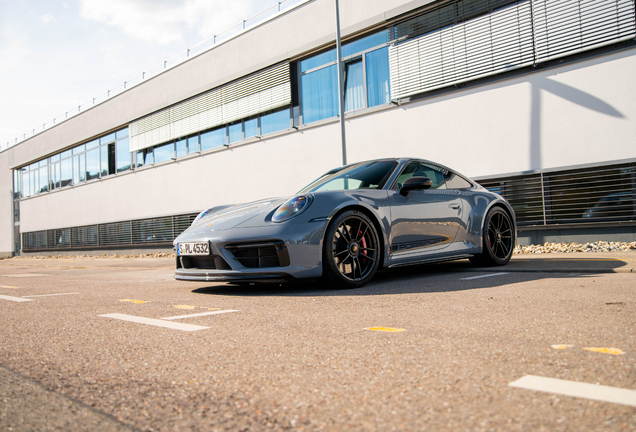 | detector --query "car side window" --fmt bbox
[445,173,472,189]
[395,162,446,189]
